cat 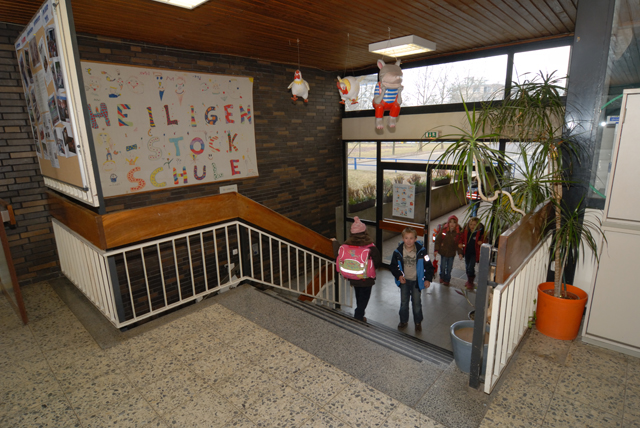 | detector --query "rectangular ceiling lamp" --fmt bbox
[369,35,436,57]
[151,0,209,9]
